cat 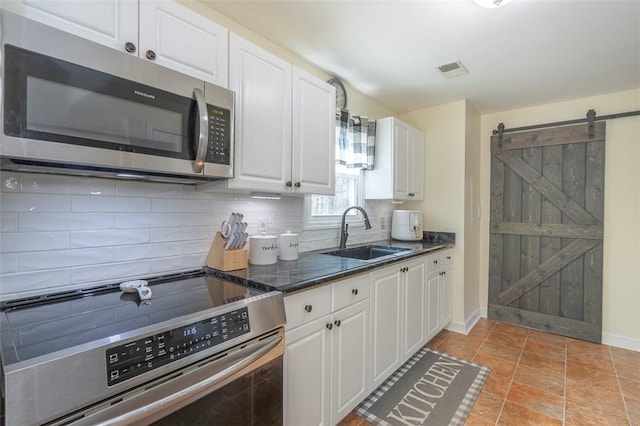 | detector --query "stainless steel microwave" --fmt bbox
[0,10,234,183]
